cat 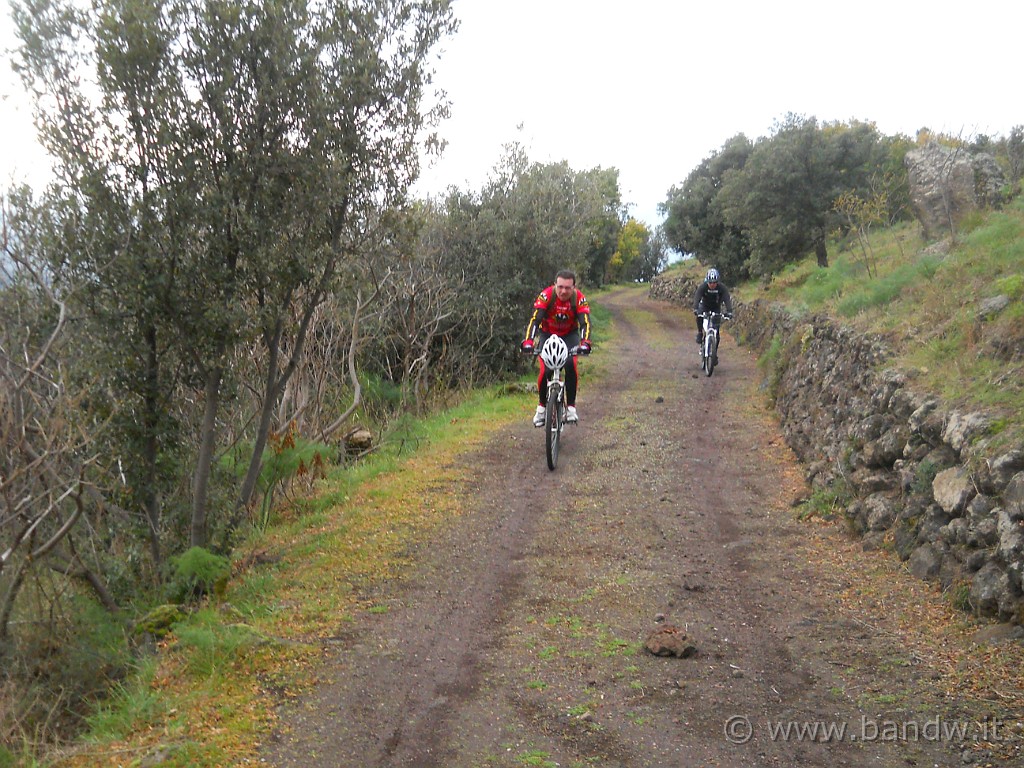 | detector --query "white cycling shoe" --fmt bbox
[565,406,578,423]
[533,405,546,427]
